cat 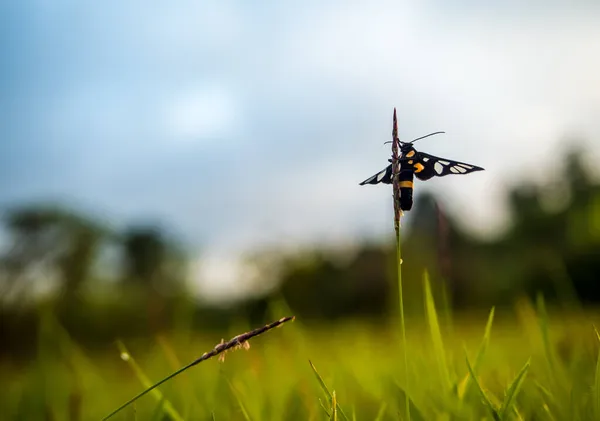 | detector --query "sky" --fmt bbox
[1,0,599,301]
